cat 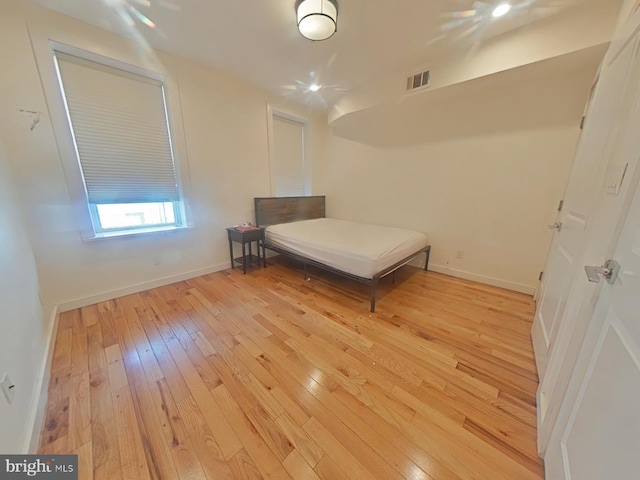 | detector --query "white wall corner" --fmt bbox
[26,305,59,453]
